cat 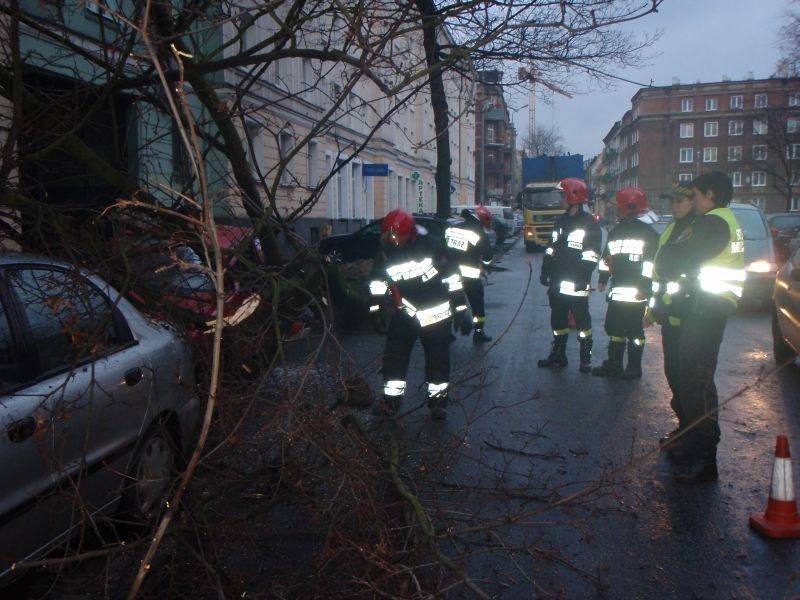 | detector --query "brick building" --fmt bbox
[599,77,800,216]
[475,70,516,206]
